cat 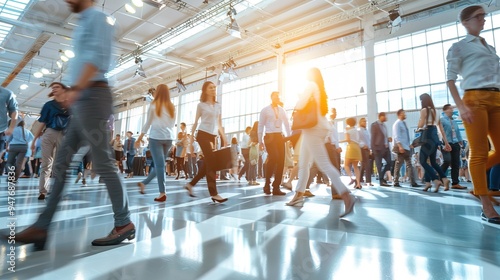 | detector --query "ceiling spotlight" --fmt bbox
[176,78,186,92]
[134,64,146,78]
[227,17,241,39]
[33,71,43,78]
[228,58,237,67]
[41,68,50,75]
[132,0,144,7]
[56,61,63,68]
[125,3,136,14]
[135,56,143,64]
[106,15,116,26]
[20,84,29,90]
[203,0,208,3]
[64,50,75,58]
